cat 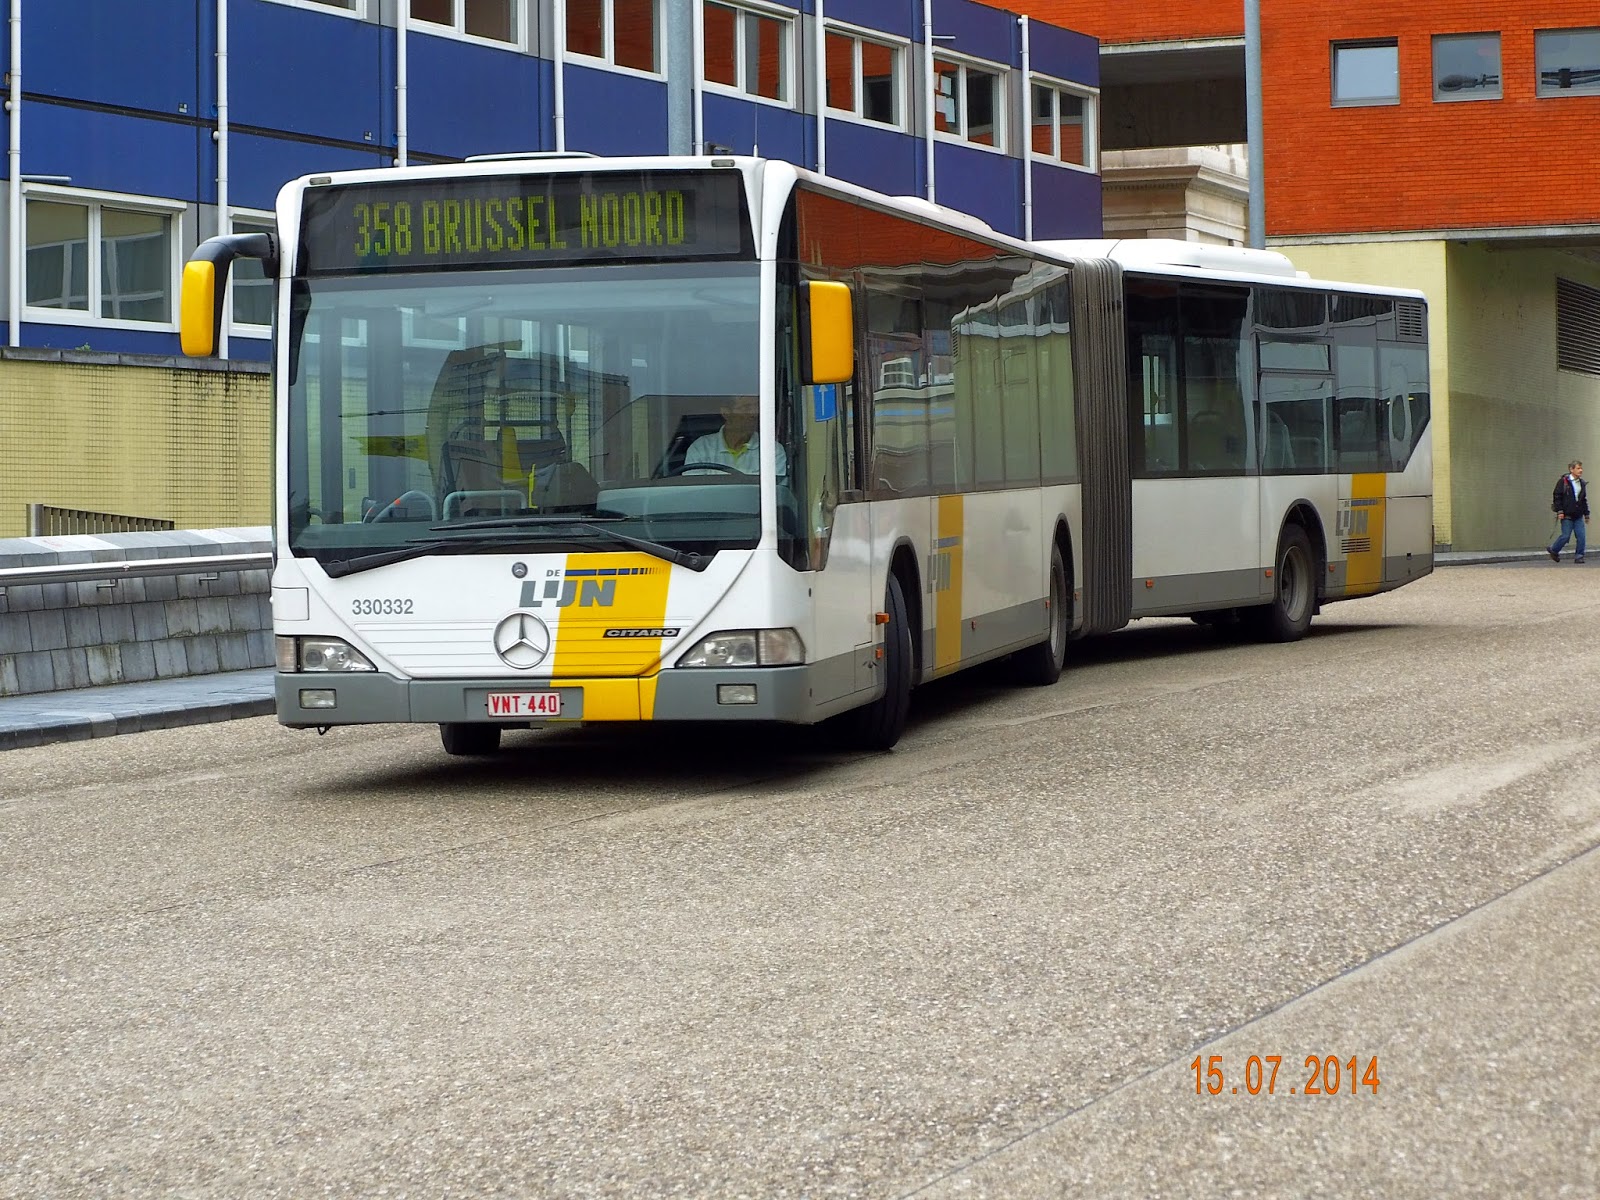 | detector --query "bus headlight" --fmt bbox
[677,629,804,668]
[279,636,377,672]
